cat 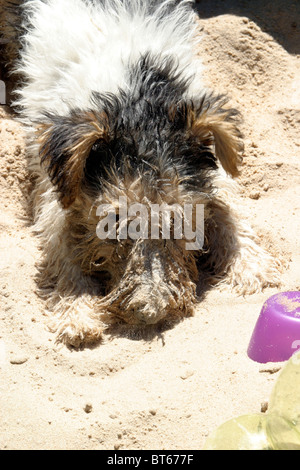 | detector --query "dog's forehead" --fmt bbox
[89,101,179,165]
[92,54,191,133]
[83,87,218,192]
